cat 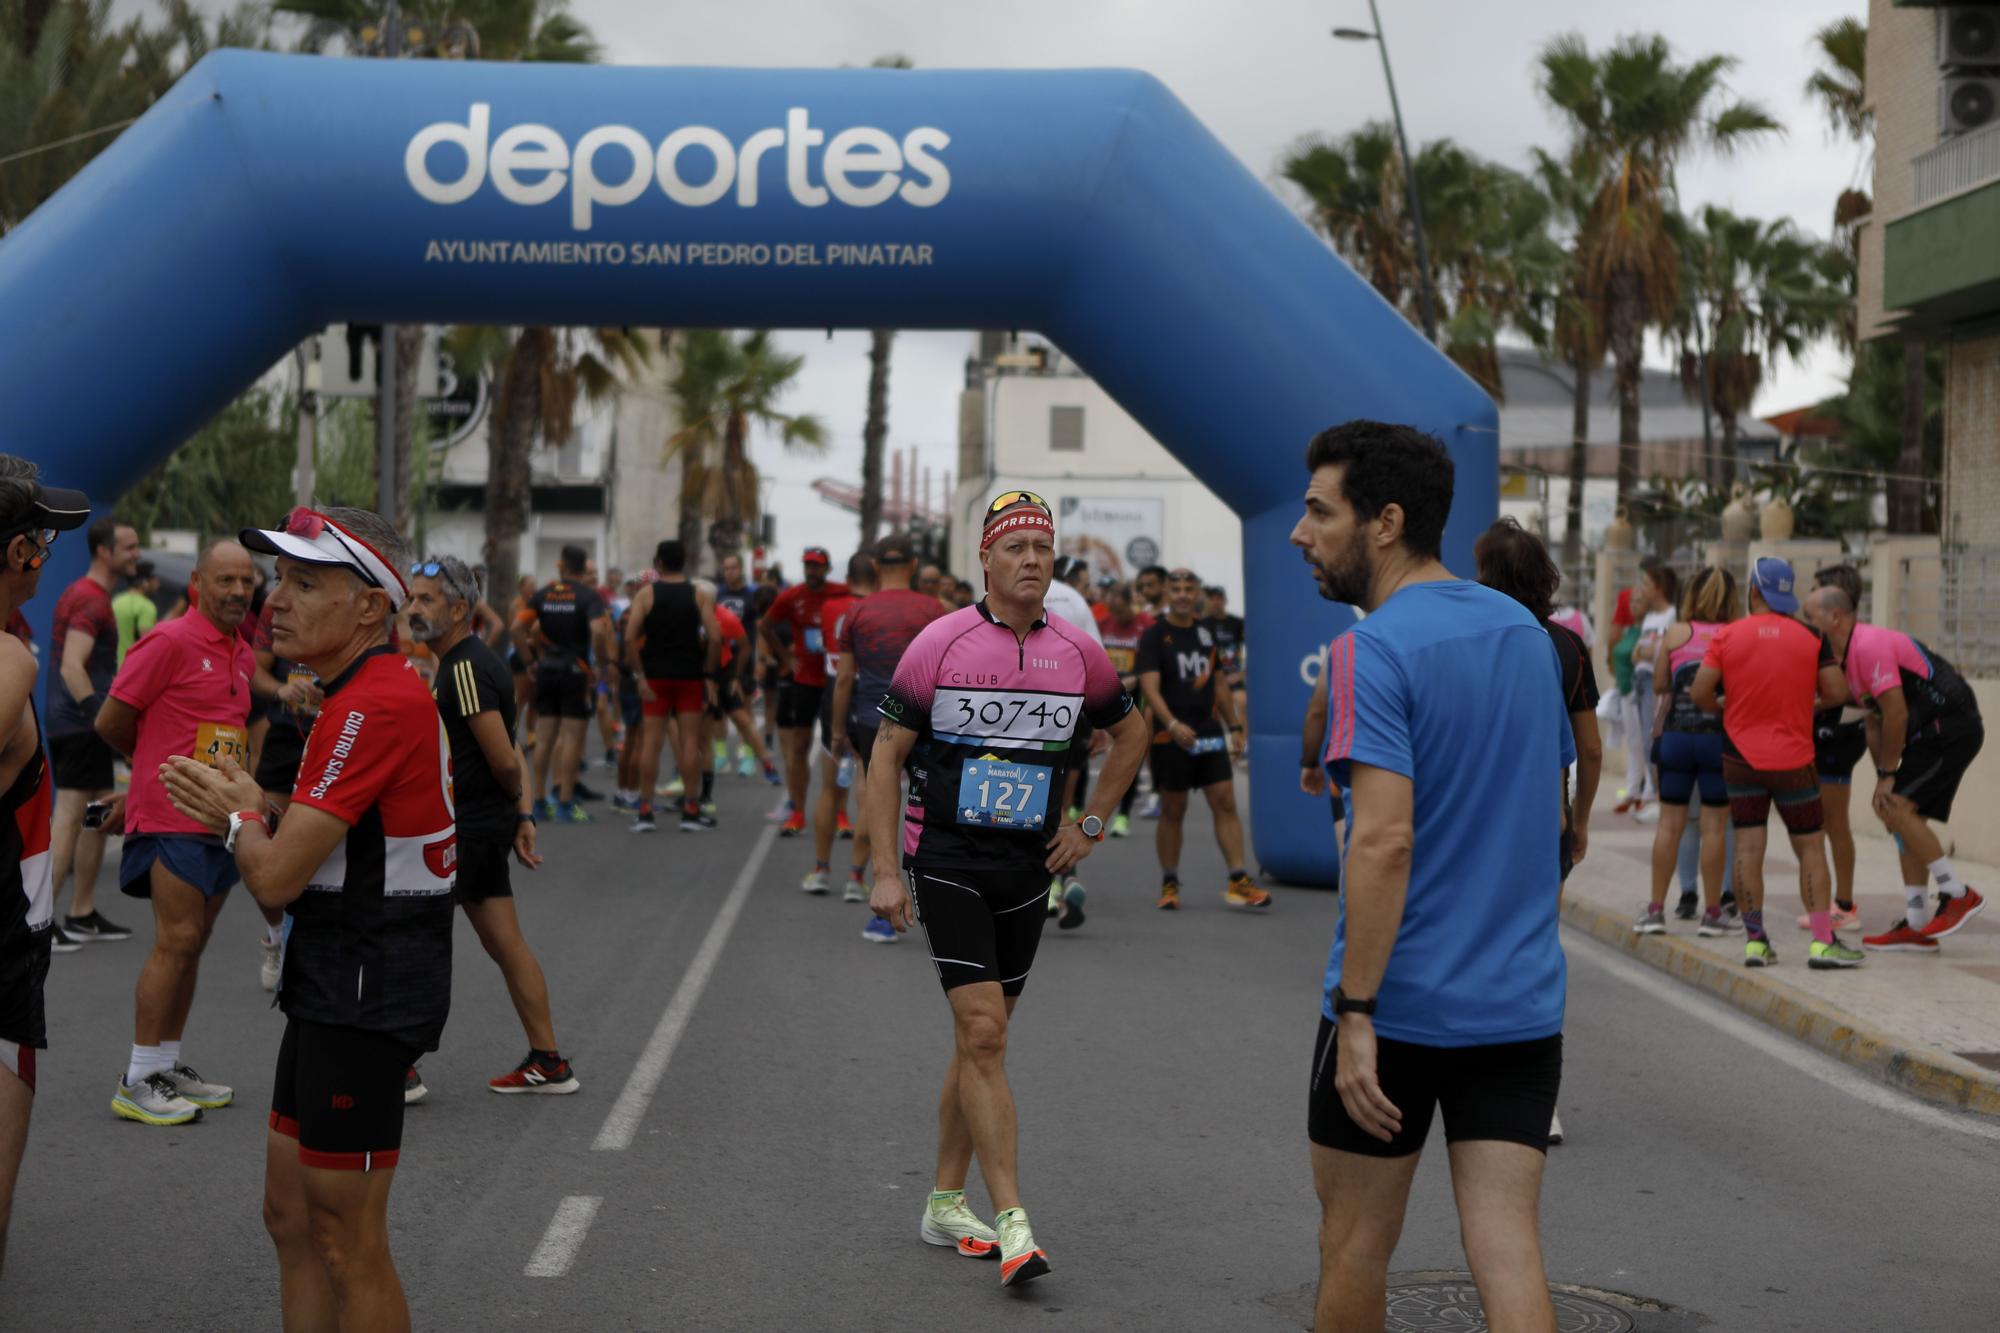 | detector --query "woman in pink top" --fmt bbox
[1635,567,1739,936]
